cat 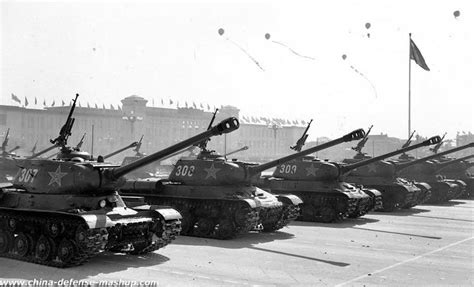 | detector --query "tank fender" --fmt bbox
[363,188,382,197]
[241,198,260,208]
[415,182,431,191]
[275,194,303,205]
[132,205,182,221]
[78,214,114,229]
